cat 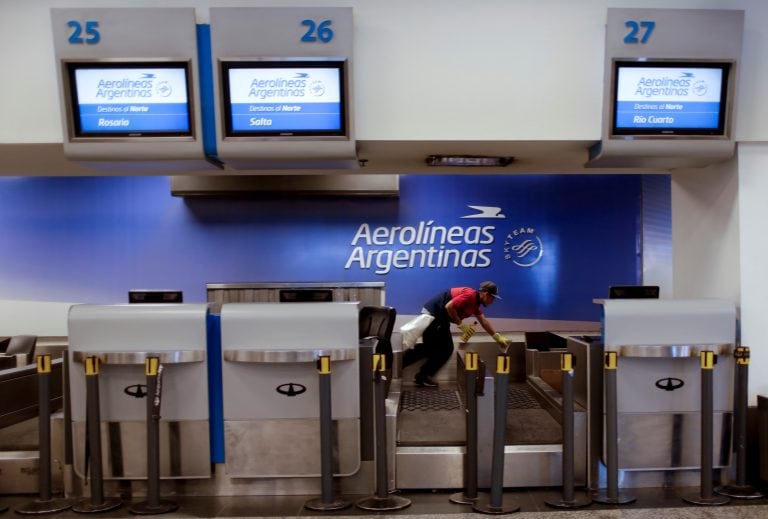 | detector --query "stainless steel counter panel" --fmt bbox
[615,343,732,357]
[207,282,385,306]
[223,348,356,363]
[72,350,205,365]
[207,282,385,289]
